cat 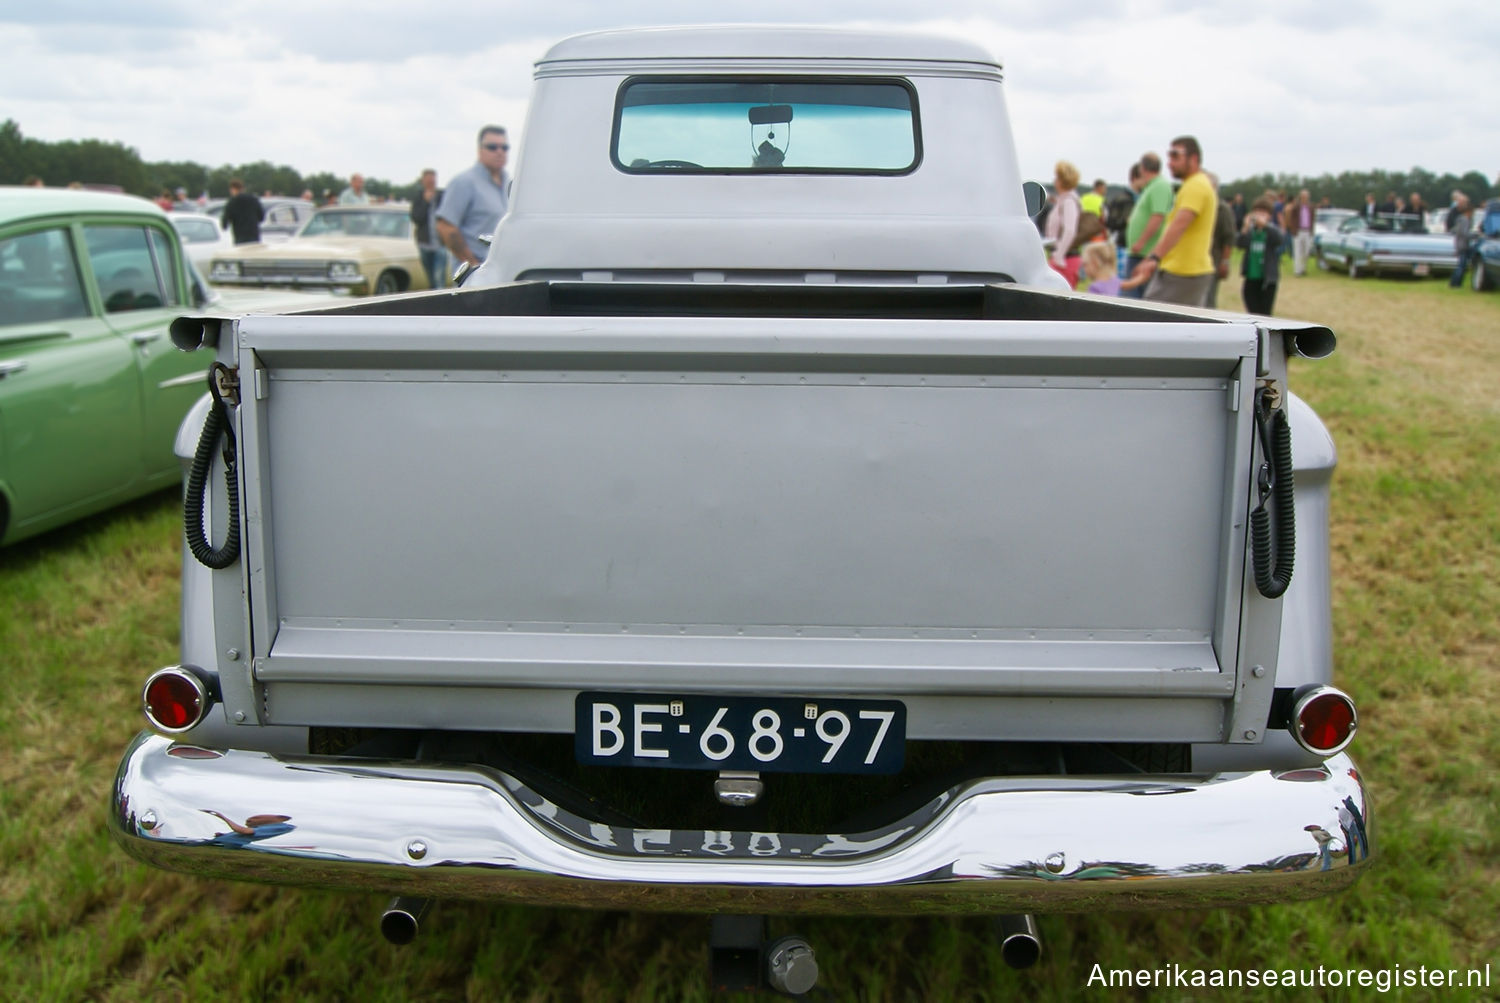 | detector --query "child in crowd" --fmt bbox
[1081,240,1148,296]
[1236,197,1284,315]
